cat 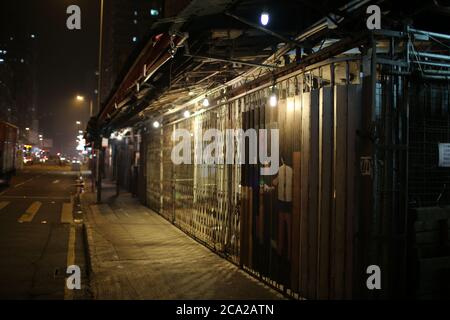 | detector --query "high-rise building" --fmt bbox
[0,32,39,139]
[0,51,16,124]
[100,0,164,105]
